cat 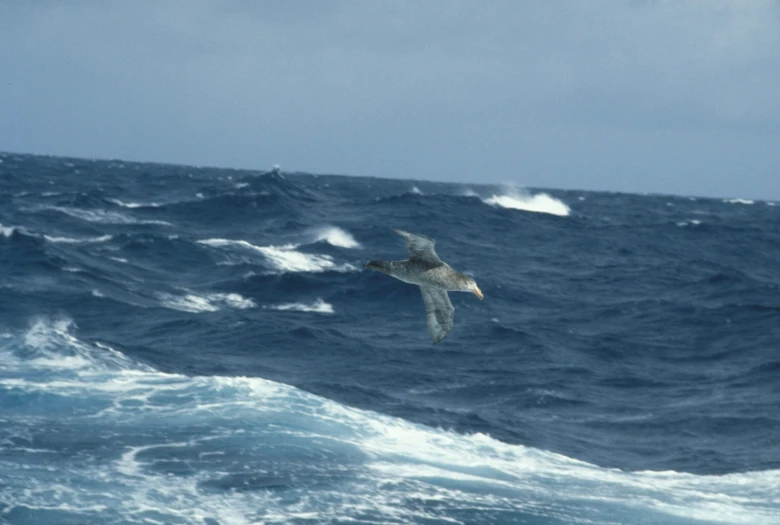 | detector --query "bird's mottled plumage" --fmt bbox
[366,229,483,344]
